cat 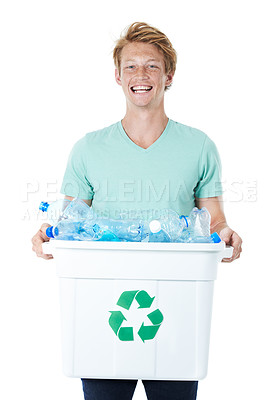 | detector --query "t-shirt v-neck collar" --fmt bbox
[117,119,172,153]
